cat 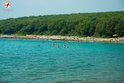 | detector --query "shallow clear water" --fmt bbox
[0,39,124,83]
